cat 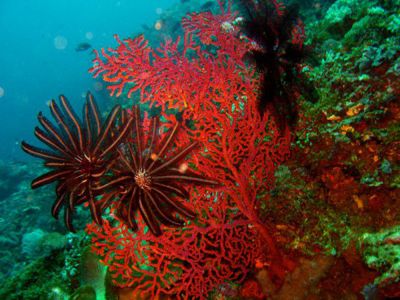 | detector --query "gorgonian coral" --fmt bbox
[23,1,298,298]
[88,1,293,297]
[87,187,263,300]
